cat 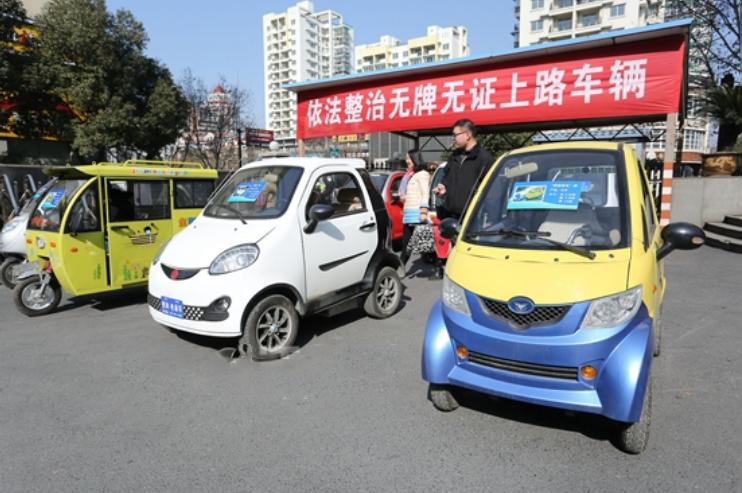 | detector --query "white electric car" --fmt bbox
[148,158,403,359]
